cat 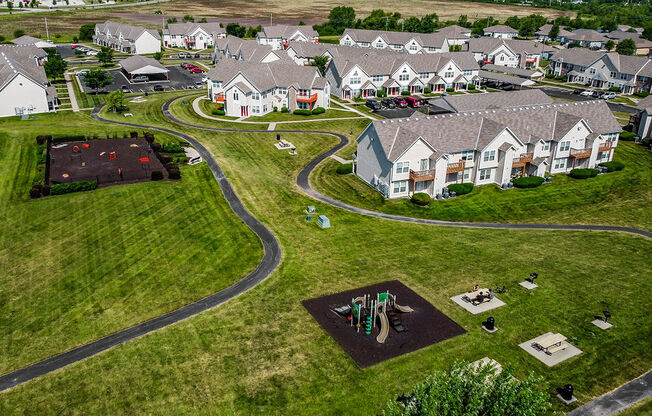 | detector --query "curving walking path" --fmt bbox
[1,94,649,393]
